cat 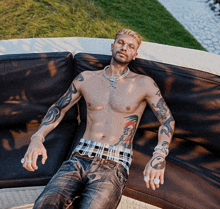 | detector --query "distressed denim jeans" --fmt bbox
[33,154,128,209]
